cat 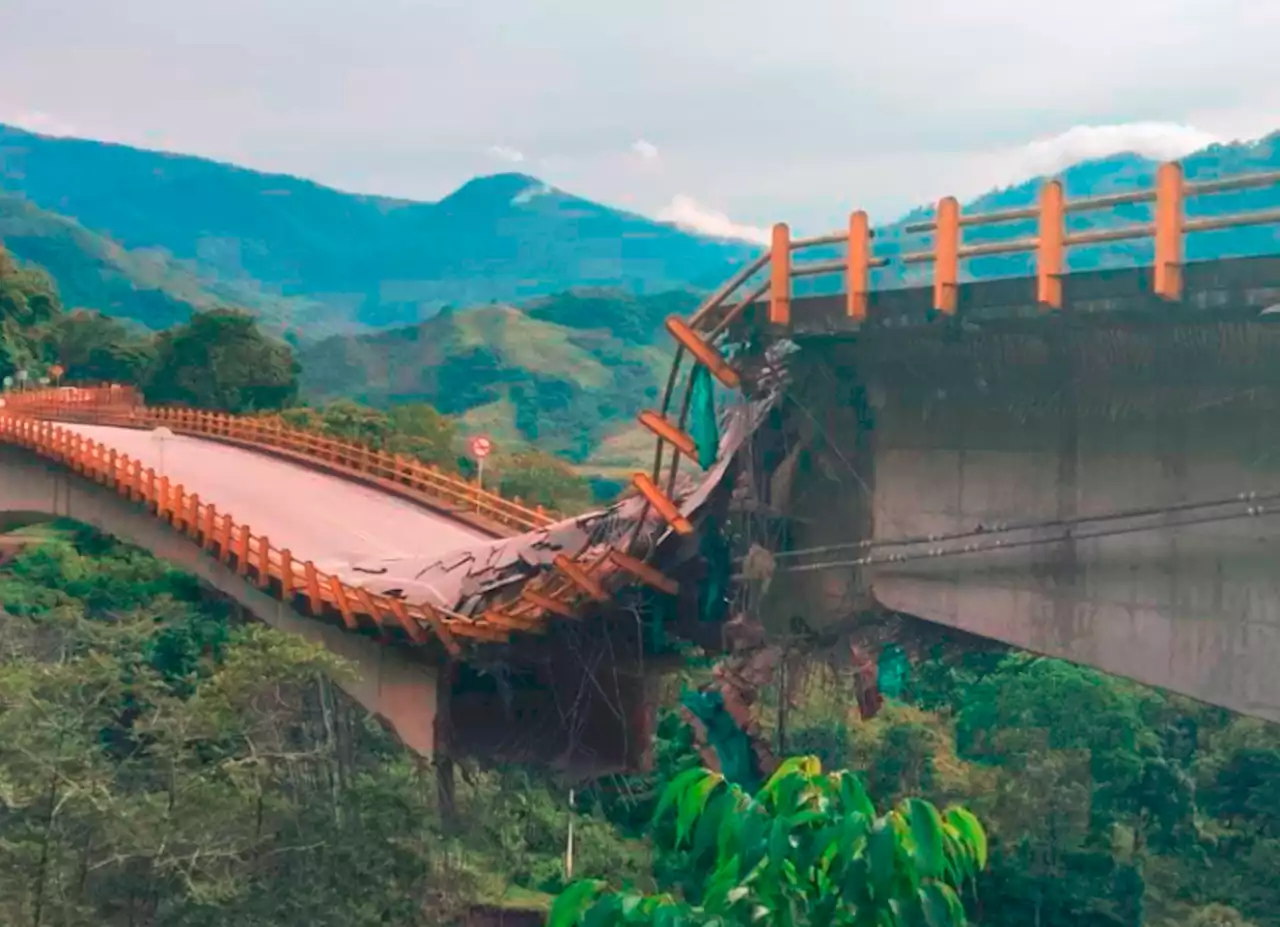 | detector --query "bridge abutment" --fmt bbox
[771,317,1280,721]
